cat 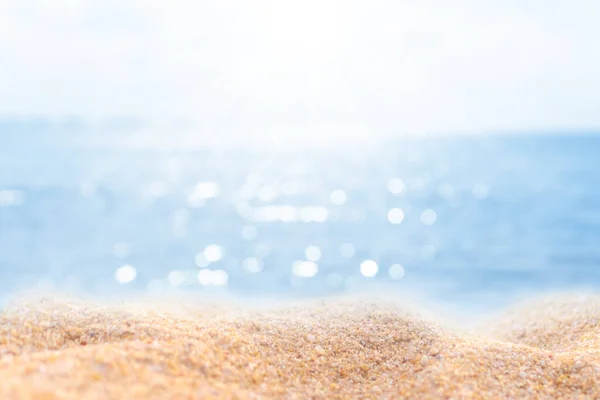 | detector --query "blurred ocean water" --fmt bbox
[1,131,599,308]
